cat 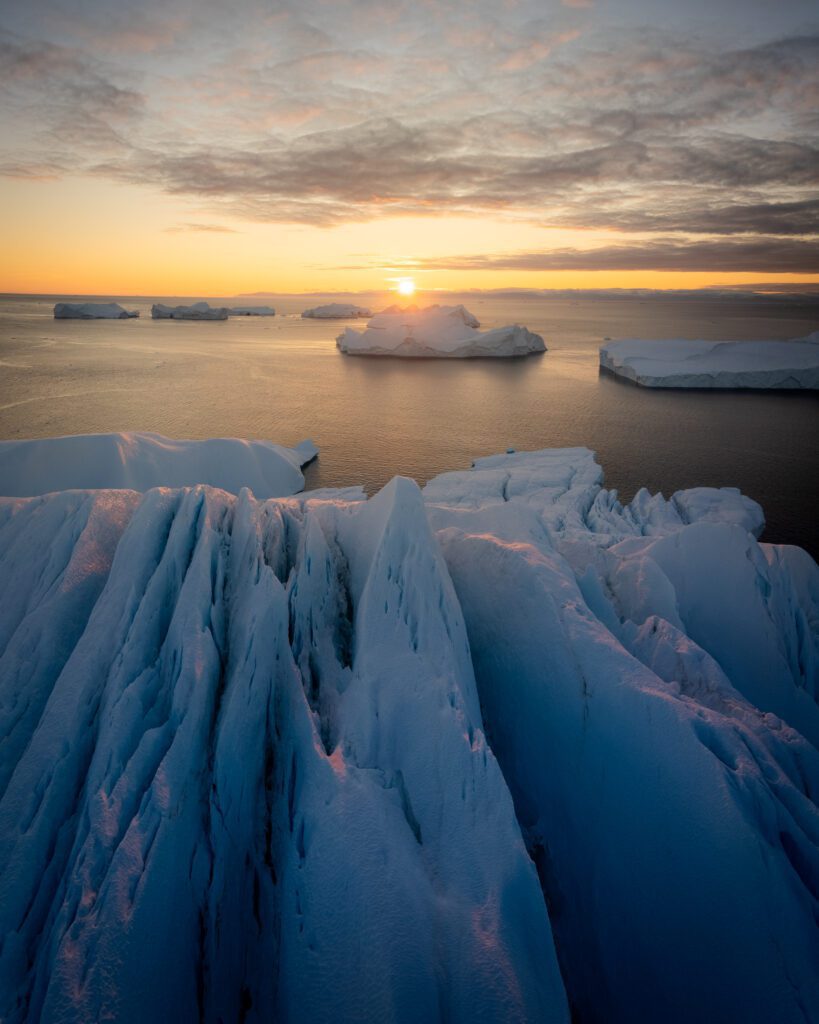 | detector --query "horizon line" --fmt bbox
[3,284,819,301]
